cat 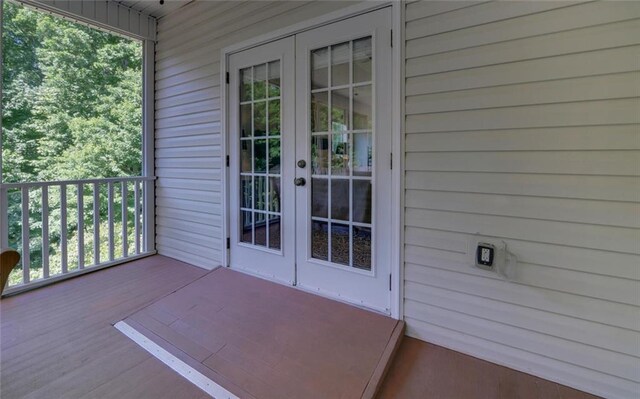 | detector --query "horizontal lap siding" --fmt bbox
[153,1,357,269]
[403,1,640,398]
